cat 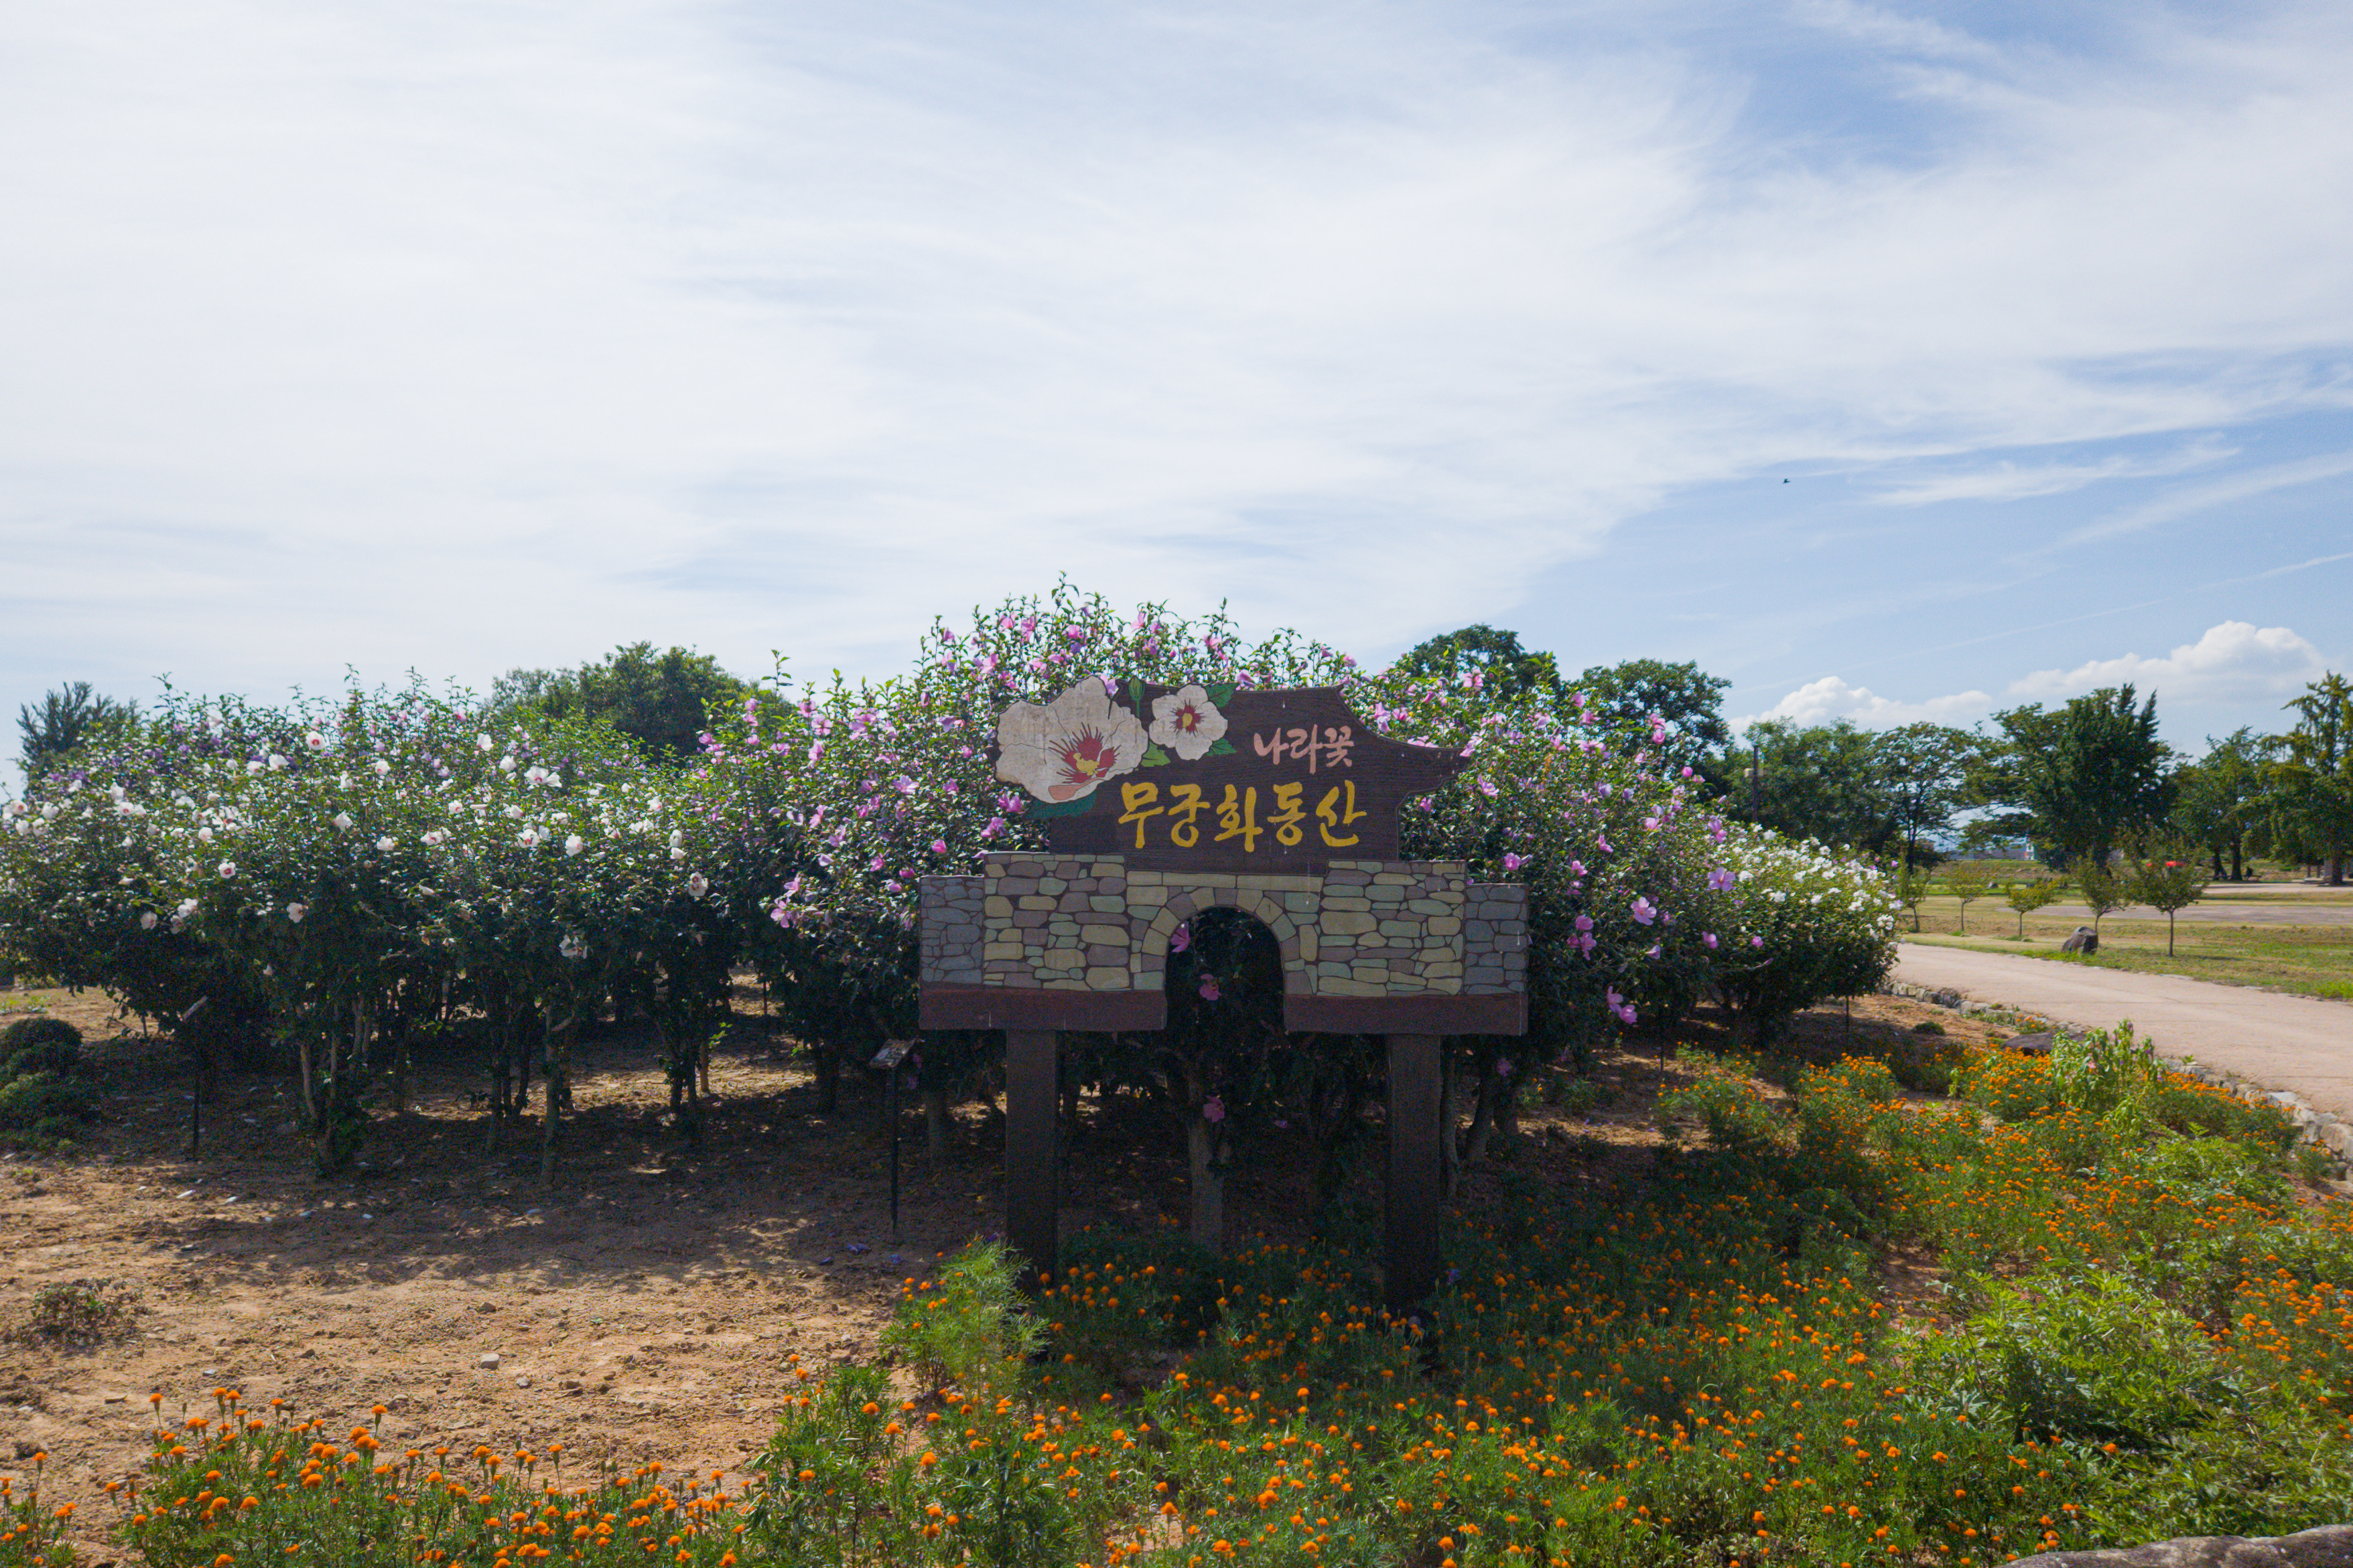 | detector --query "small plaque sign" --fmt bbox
[993,679,1463,873]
